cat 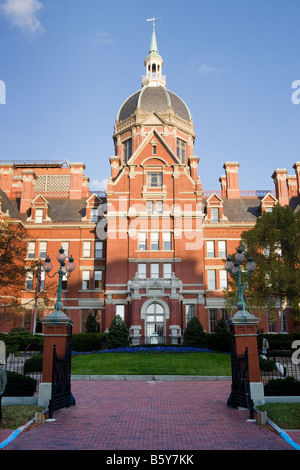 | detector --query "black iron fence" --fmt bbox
[260,352,300,386]
[3,352,42,397]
